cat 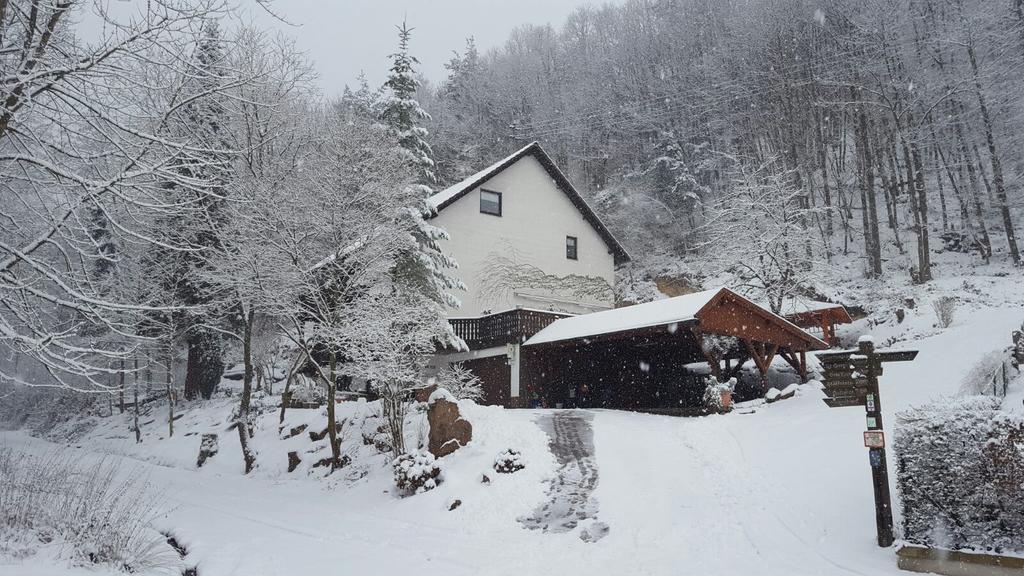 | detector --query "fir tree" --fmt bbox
[380,21,435,183]
[339,71,382,120]
[162,19,233,400]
